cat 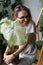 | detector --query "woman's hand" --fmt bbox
[3,54,15,64]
